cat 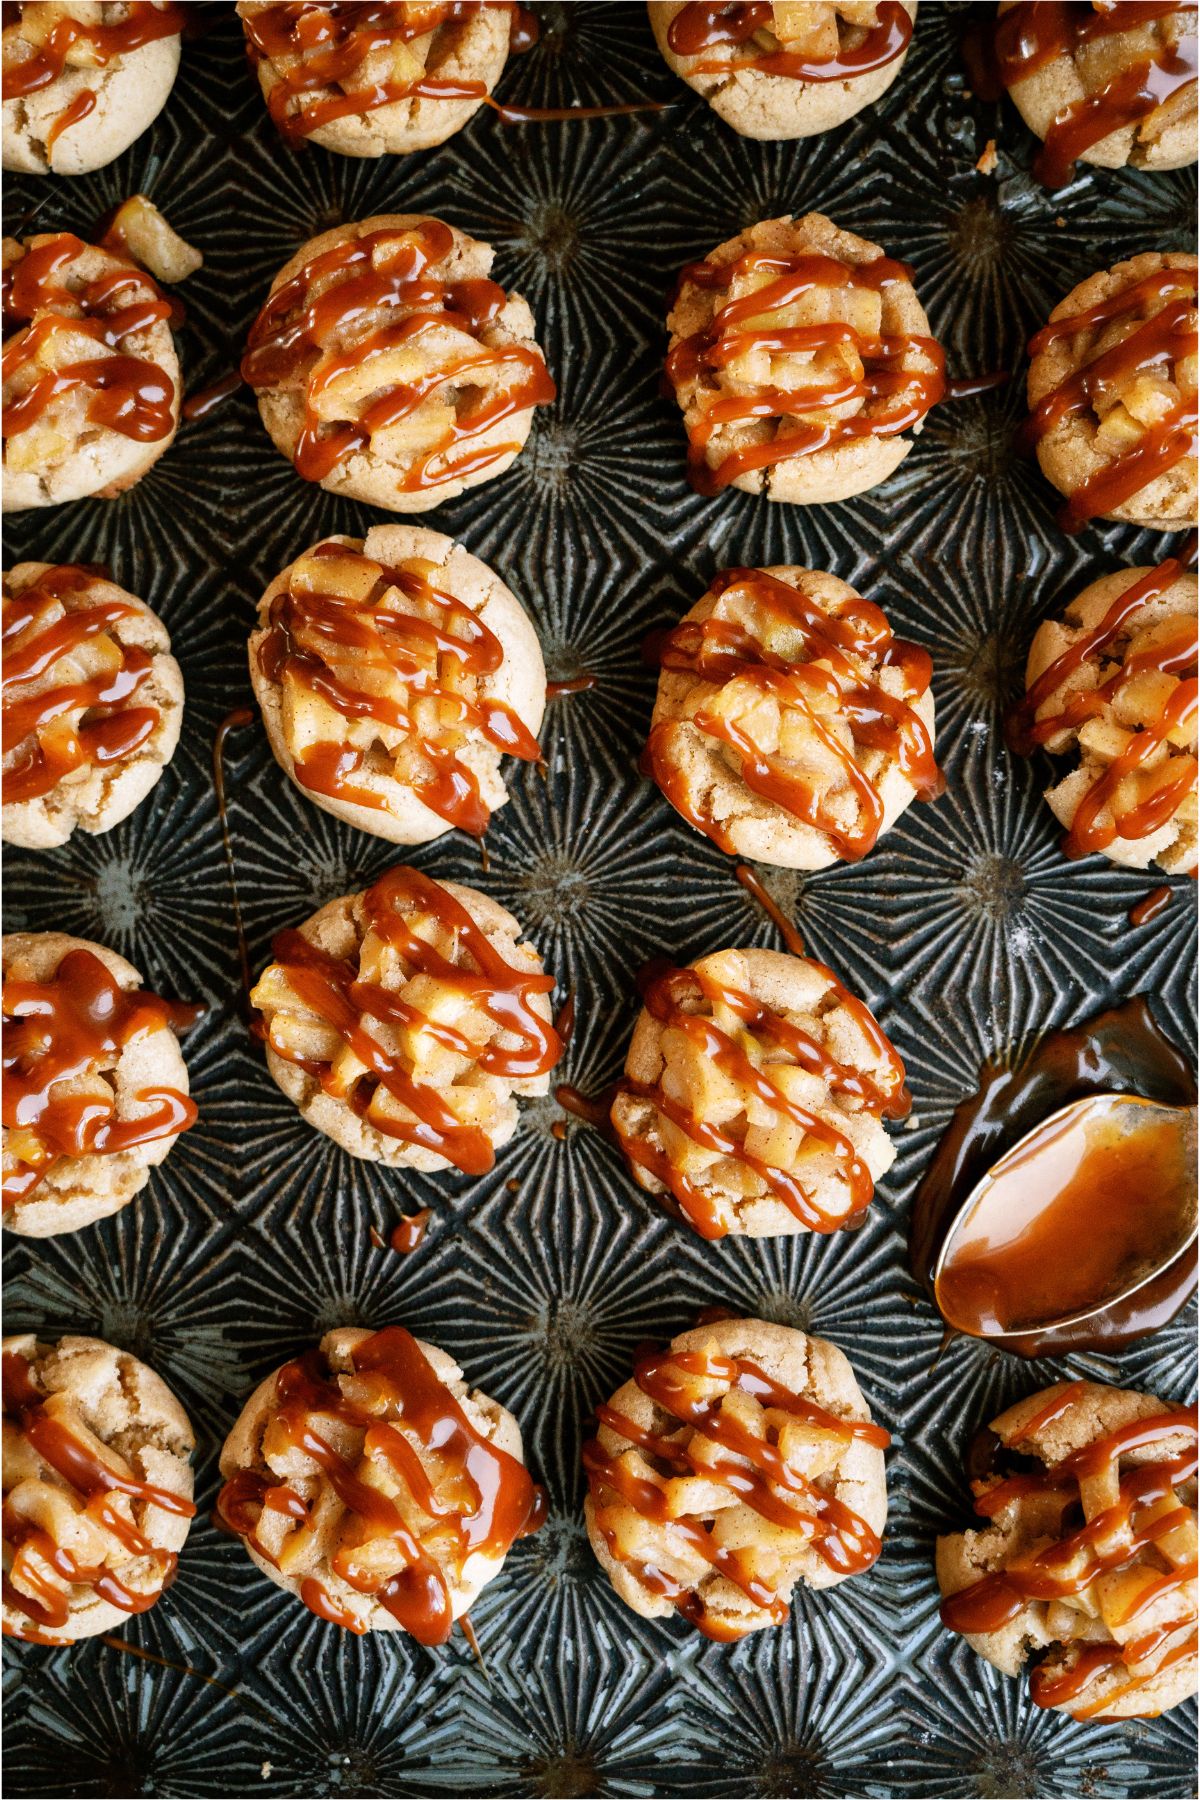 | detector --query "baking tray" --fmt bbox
[3,4,1197,1795]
